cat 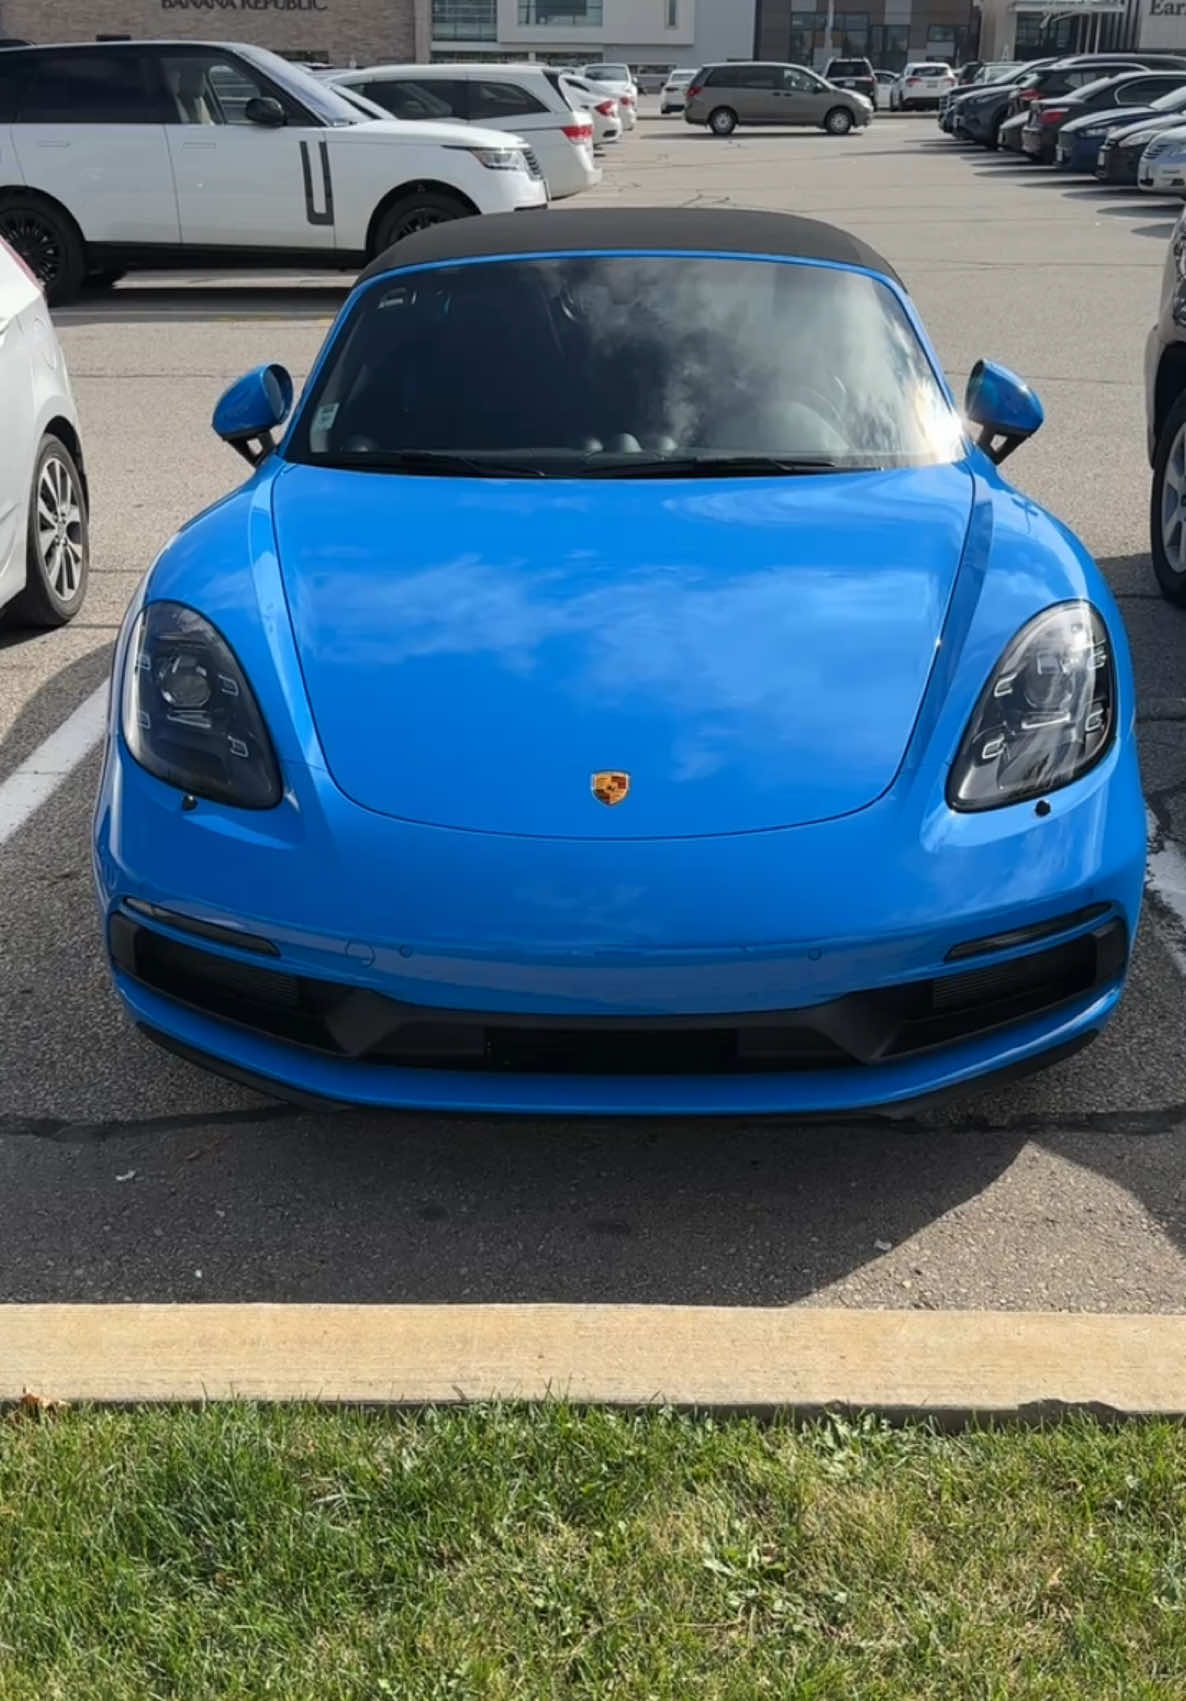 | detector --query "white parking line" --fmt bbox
[0,684,108,849]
